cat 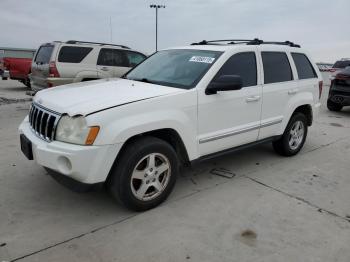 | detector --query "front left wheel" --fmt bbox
[108,136,179,211]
